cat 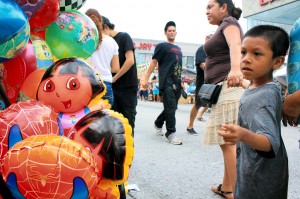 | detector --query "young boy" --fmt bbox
[218,25,289,199]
